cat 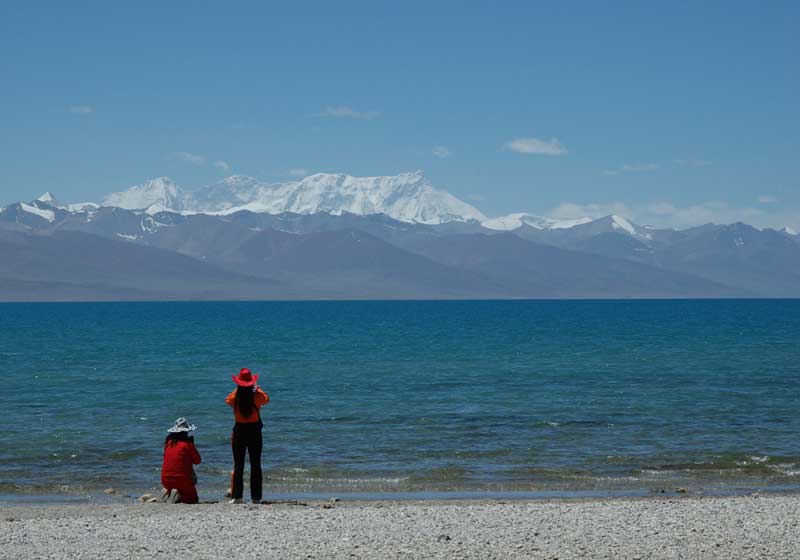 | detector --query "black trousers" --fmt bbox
[232,422,263,500]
